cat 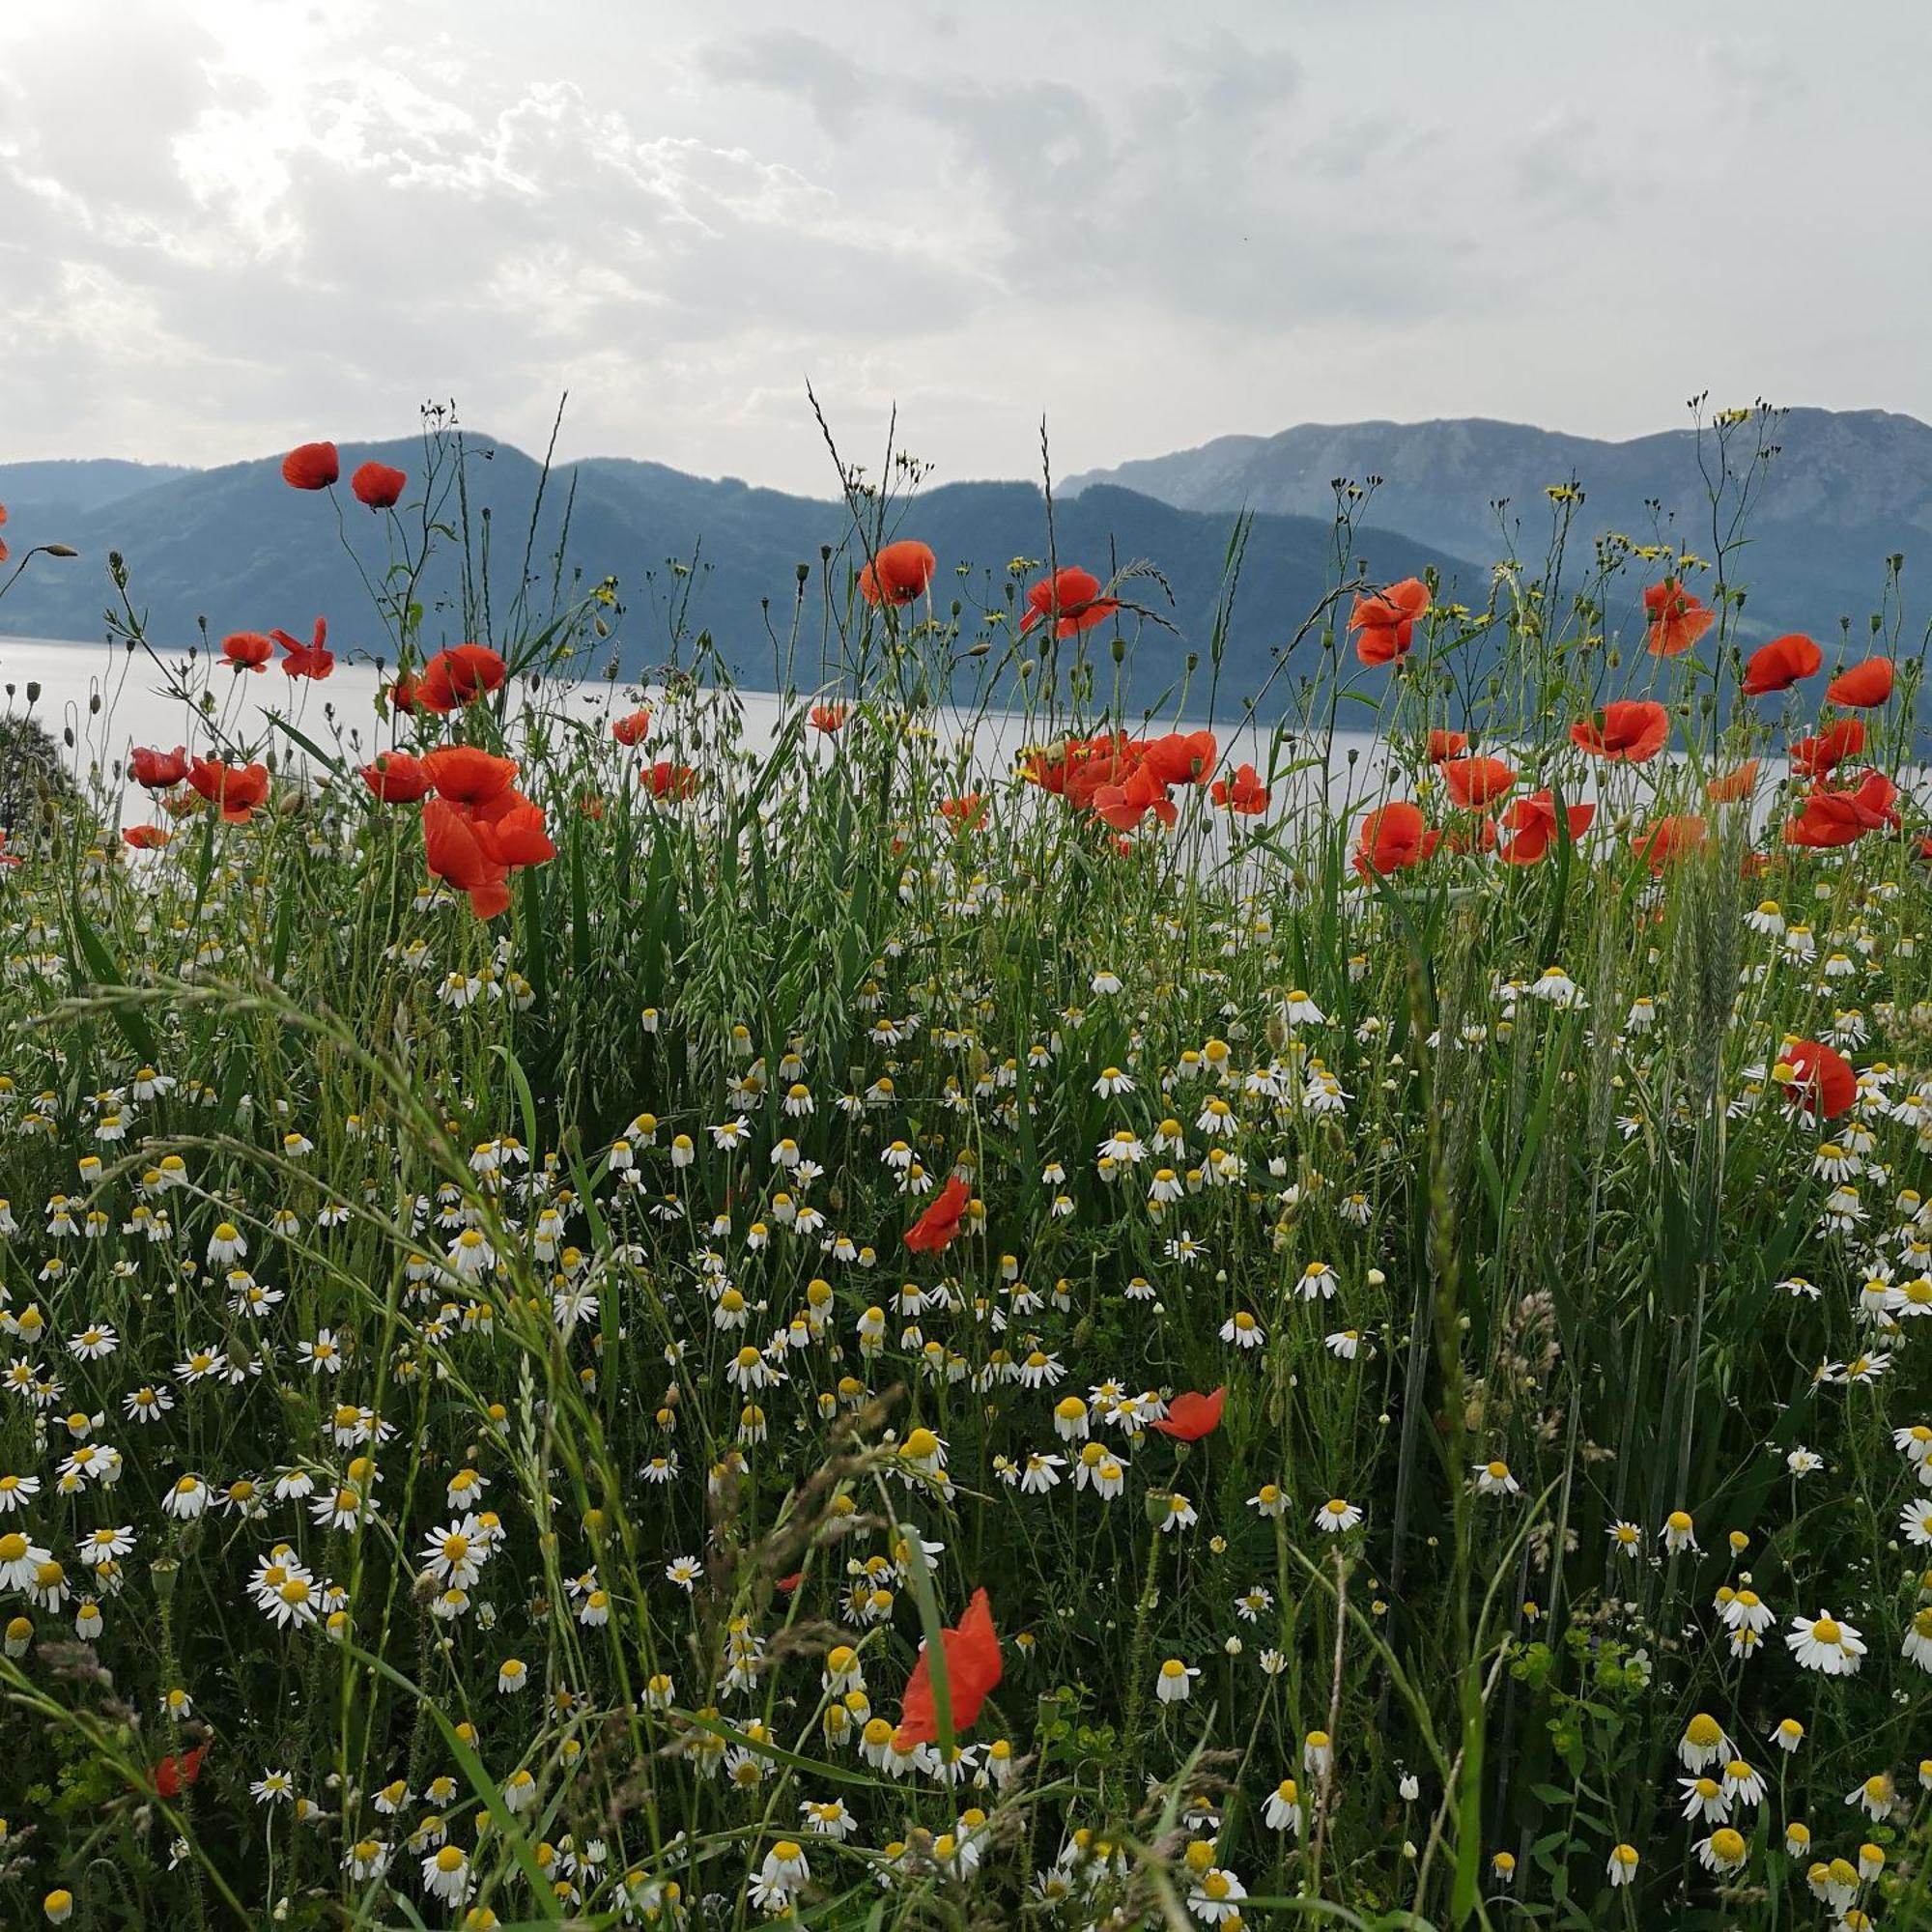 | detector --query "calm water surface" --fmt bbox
[0,635,1395,824]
